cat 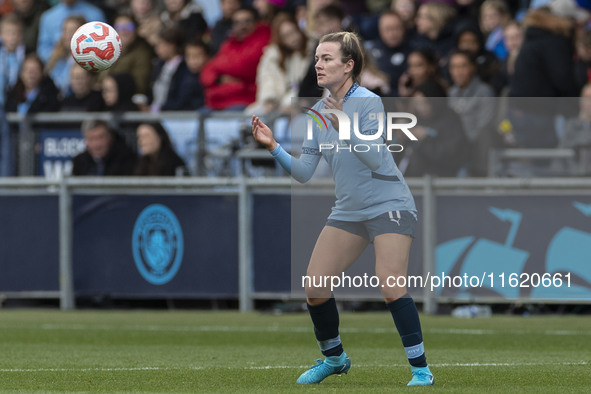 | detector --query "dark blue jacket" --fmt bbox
[153,59,204,111]
[365,39,411,97]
